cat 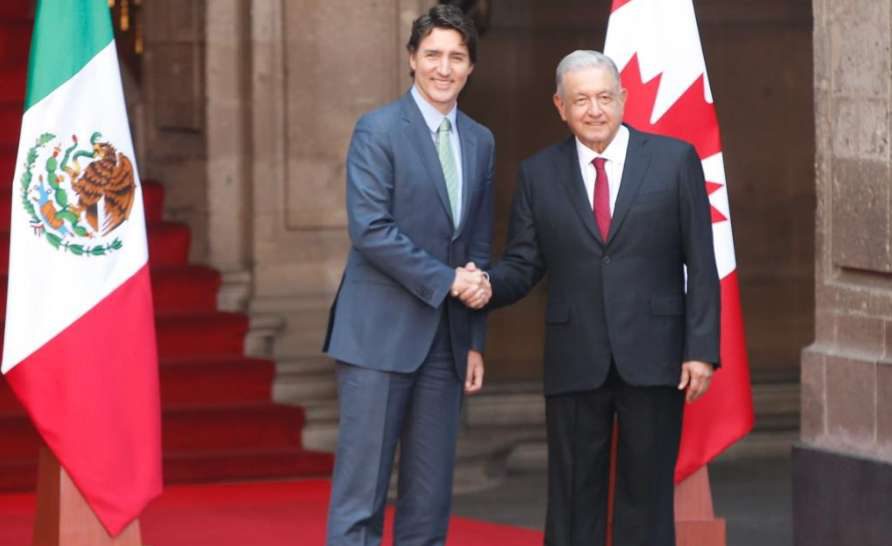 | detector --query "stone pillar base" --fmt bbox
[793,443,892,546]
